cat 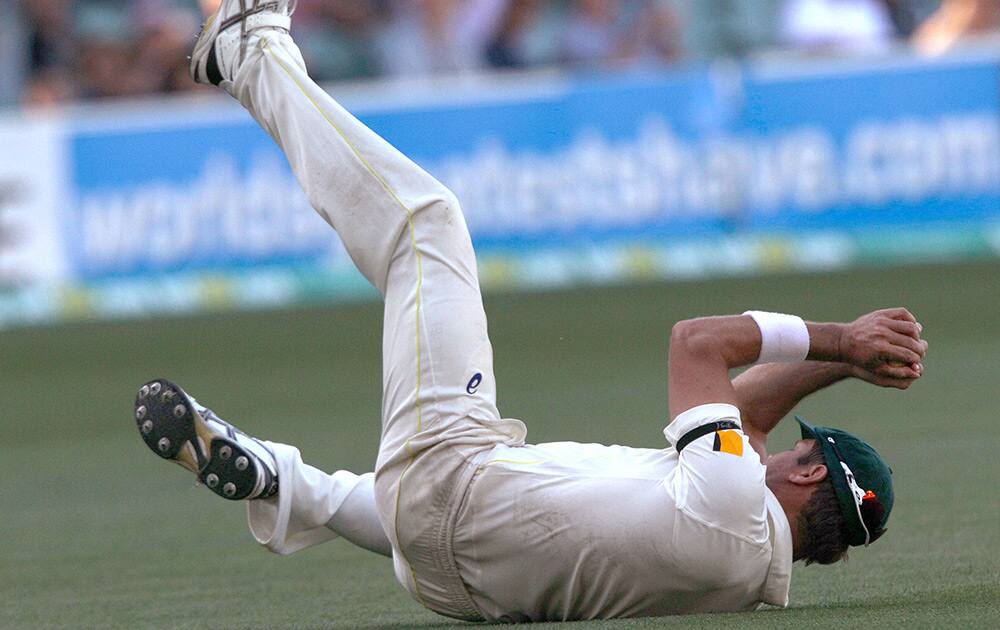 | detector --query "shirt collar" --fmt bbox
[761,488,794,607]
